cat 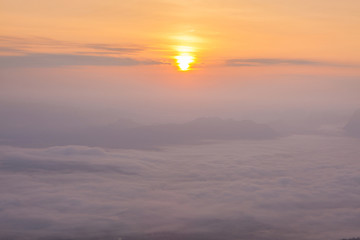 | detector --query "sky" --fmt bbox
[1,0,360,123]
[1,1,360,239]
[1,0,360,64]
